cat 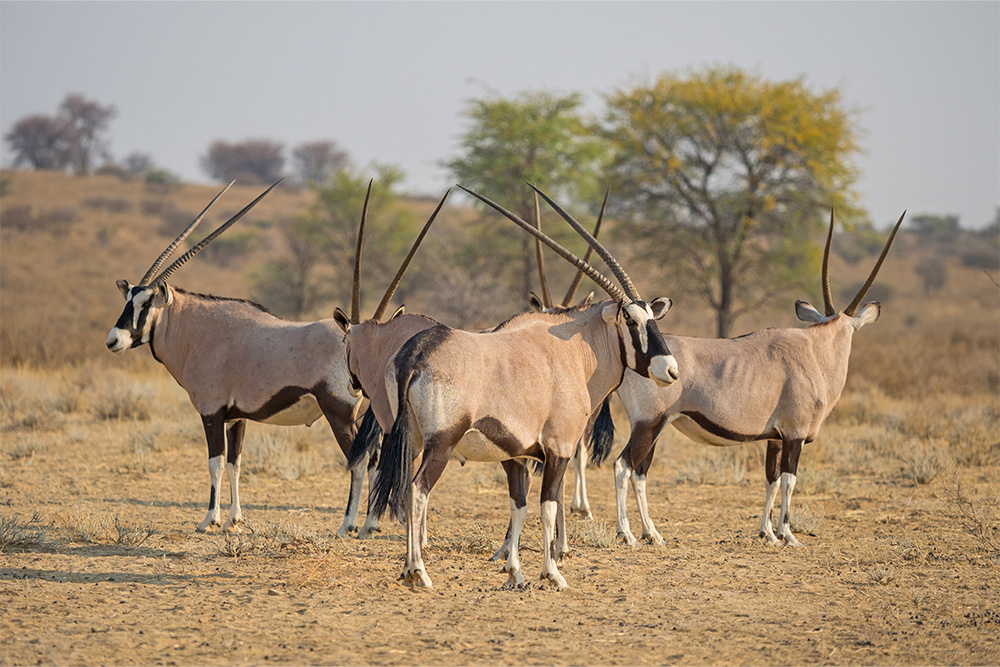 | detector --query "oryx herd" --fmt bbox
[107,180,905,590]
